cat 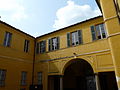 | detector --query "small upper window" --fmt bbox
[21,71,27,86]
[0,69,6,86]
[24,40,29,53]
[91,23,107,41]
[48,37,59,51]
[38,72,42,85]
[67,30,83,47]
[3,32,12,47]
[36,41,46,54]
